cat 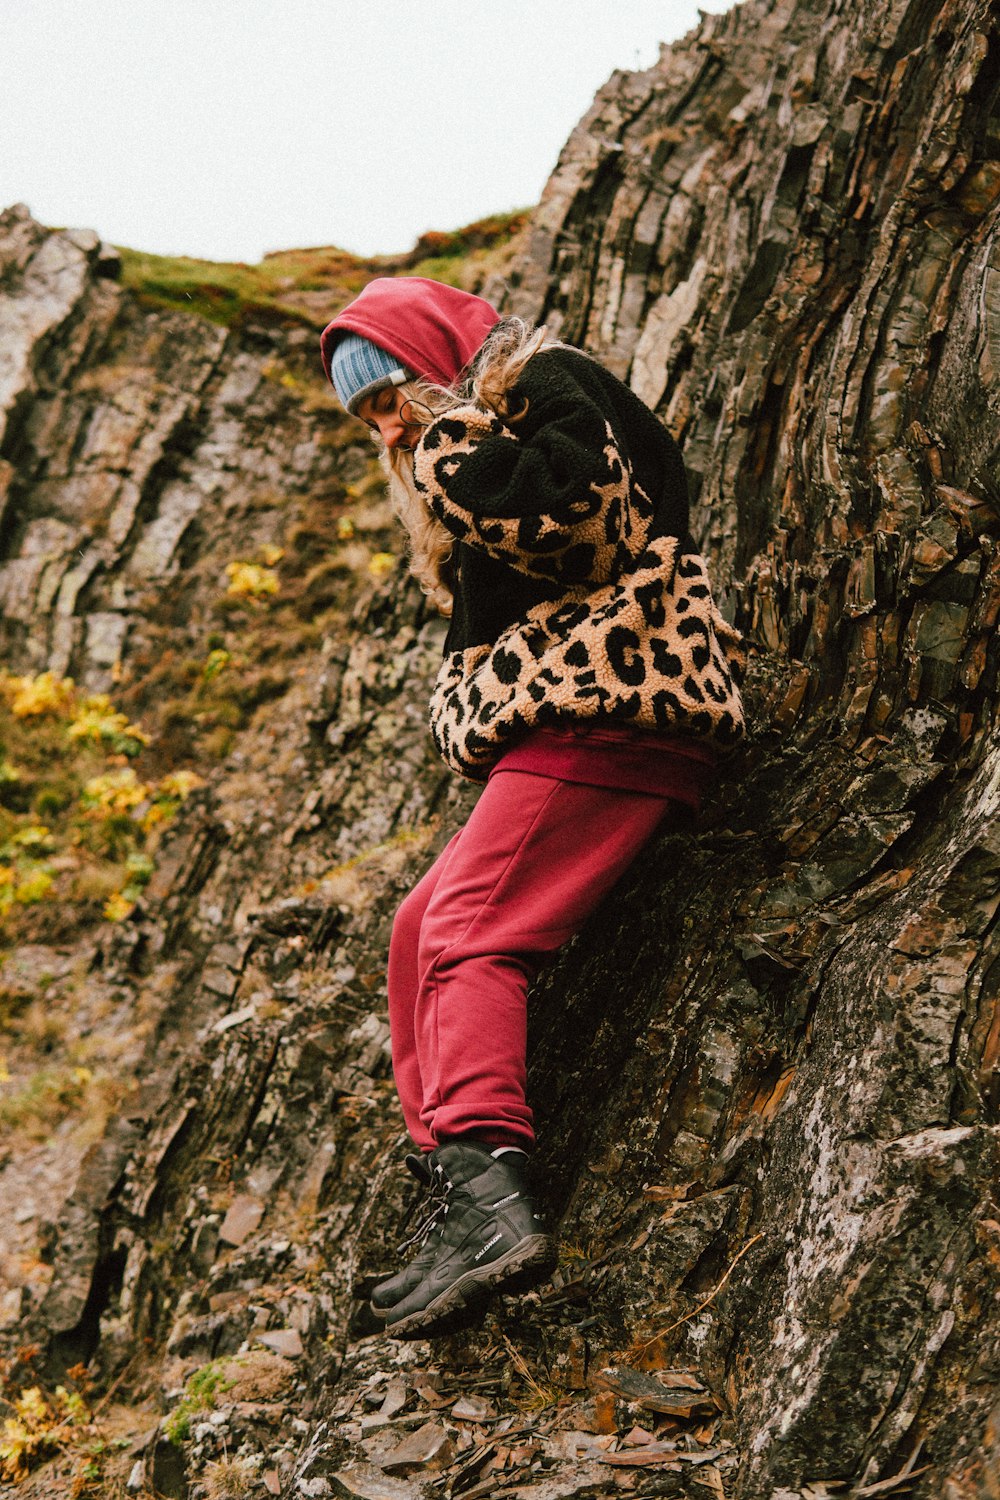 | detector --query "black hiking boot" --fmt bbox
[382,1140,556,1340]
[370,1153,444,1319]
